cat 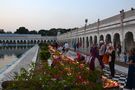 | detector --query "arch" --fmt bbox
[13,40,16,44]
[37,40,40,43]
[41,40,43,43]
[30,40,33,44]
[44,40,46,43]
[47,40,50,43]
[105,34,111,44]
[99,35,104,42]
[51,40,53,42]
[86,36,89,48]
[9,40,12,44]
[80,37,82,47]
[89,36,93,47]
[113,33,121,48]
[6,40,9,44]
[94,36,97,44]
[83,37,85,48]
[24,40,26,44]
[34,40,36,44]
[17,40,20,44]
[125,32,134,50]
[3,40,6,44]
